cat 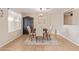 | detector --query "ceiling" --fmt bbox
[10,8,63,14]
[10,8,79,16]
